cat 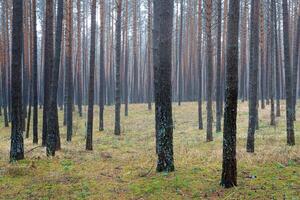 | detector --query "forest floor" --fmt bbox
[0,102,299,200]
